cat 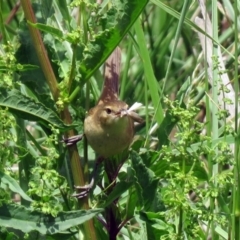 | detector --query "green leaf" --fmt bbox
[27,21,64,39]
[134,18,163,125]
[157,100,186,149]
[0,64,39,71]
[139,211,173,238]
[16,20,49,97]
[40,0,54,20]
[0,204,103,234]
[94,218,109,239]
[78,0,148,84]
[140,211,171,230]
[150,0,211,40]
[0,88,71,131]
[130,151,162,211]
[102,181,133,208]
[0,172,33,202]
[54,0,71,27]
[150,0,233,59]
[144,154,170,178]
[125,186,137,219]
[176,76,191,104]
[157,109,177,148]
